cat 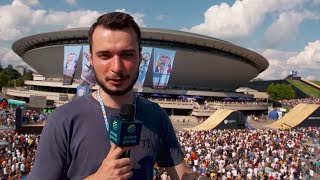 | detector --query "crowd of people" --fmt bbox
[247,114,268,122]
[0,106,40,179]
[206,100,268,106]
[0,108,15,127]
[148,97,196,103]
[0,102,319,179]
[170,128,320,179]
[0,130,39,179]
[279,98,320,108]
[1,126,319,180]
[22,109,48,125]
